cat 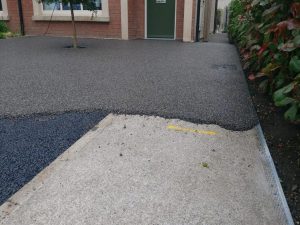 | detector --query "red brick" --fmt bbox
[3,0,197,41]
